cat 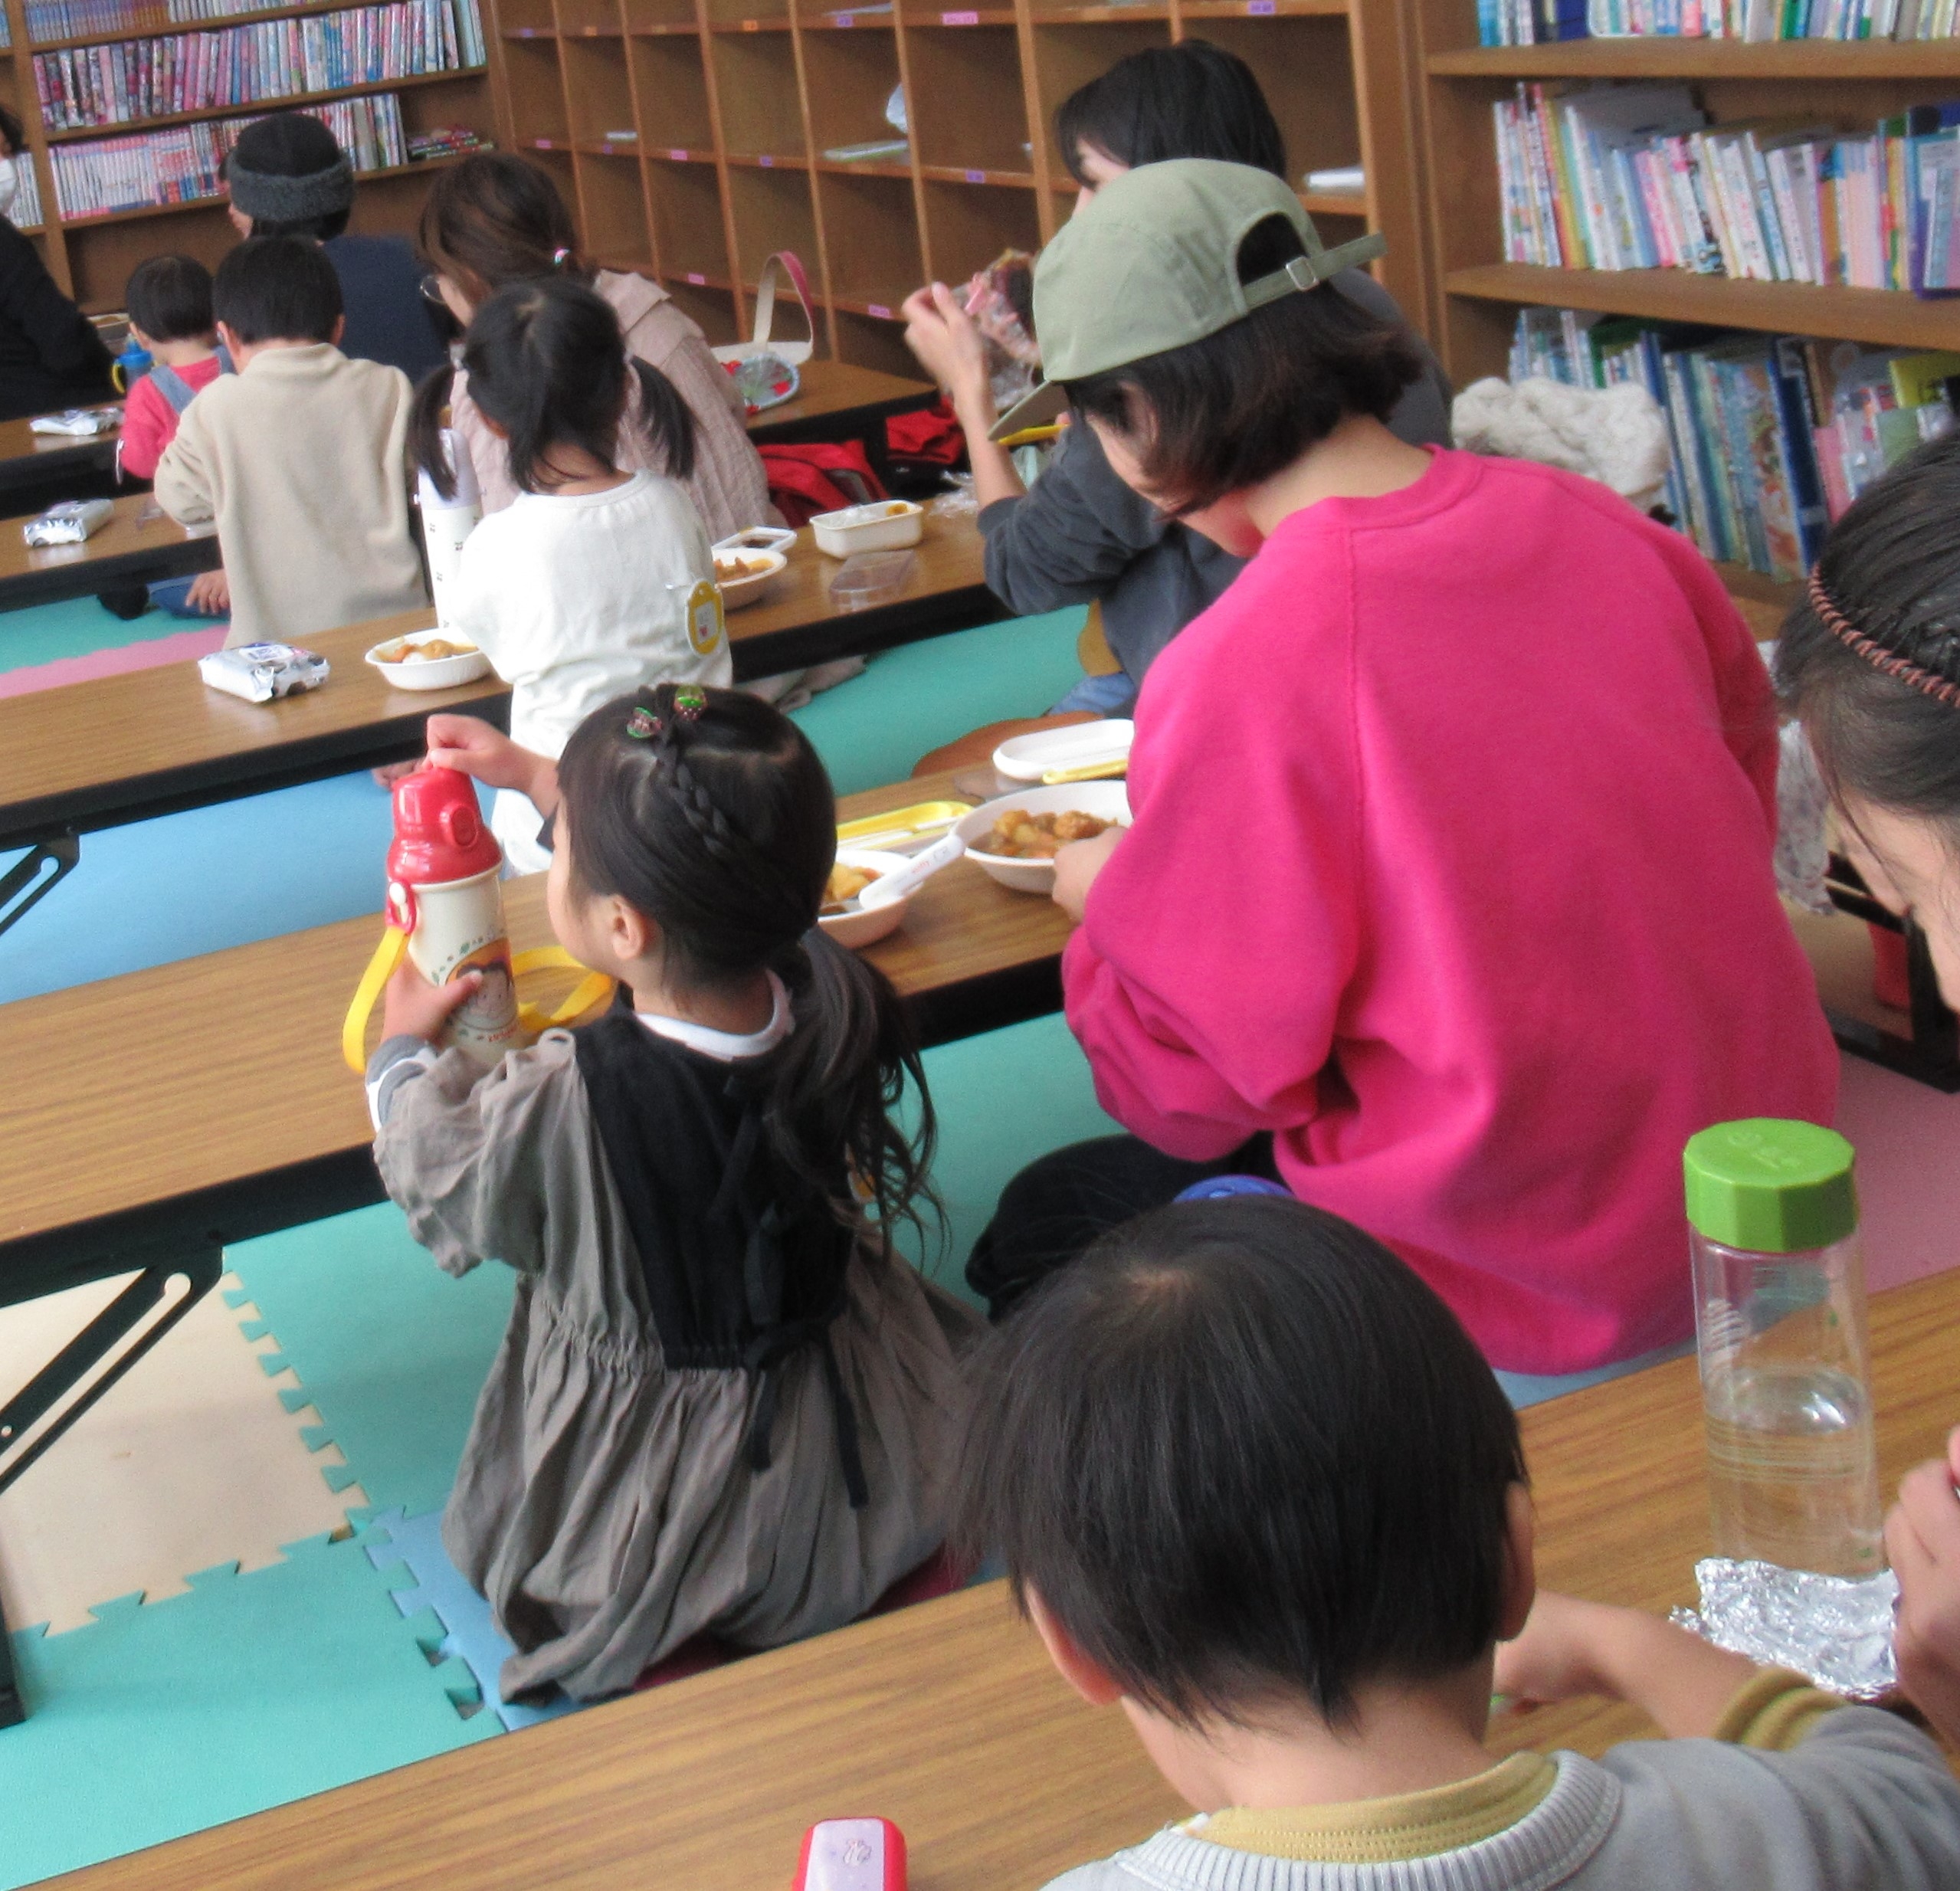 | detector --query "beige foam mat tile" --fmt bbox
[0,1272,367,1633]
